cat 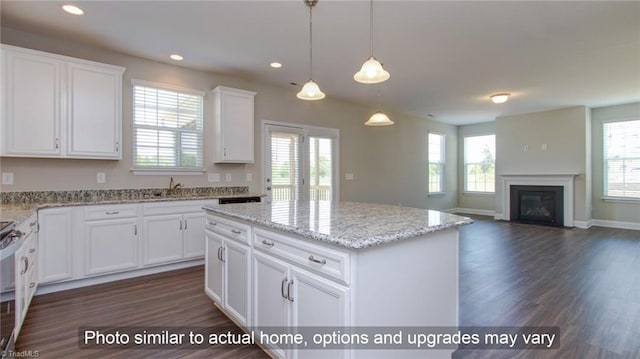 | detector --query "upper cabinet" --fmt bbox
[211,86,256,163]
[1,45,125,160]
